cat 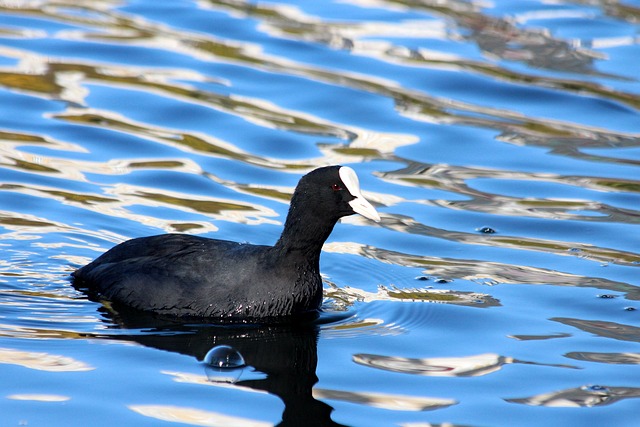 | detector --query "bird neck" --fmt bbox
[274,201,338,261]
